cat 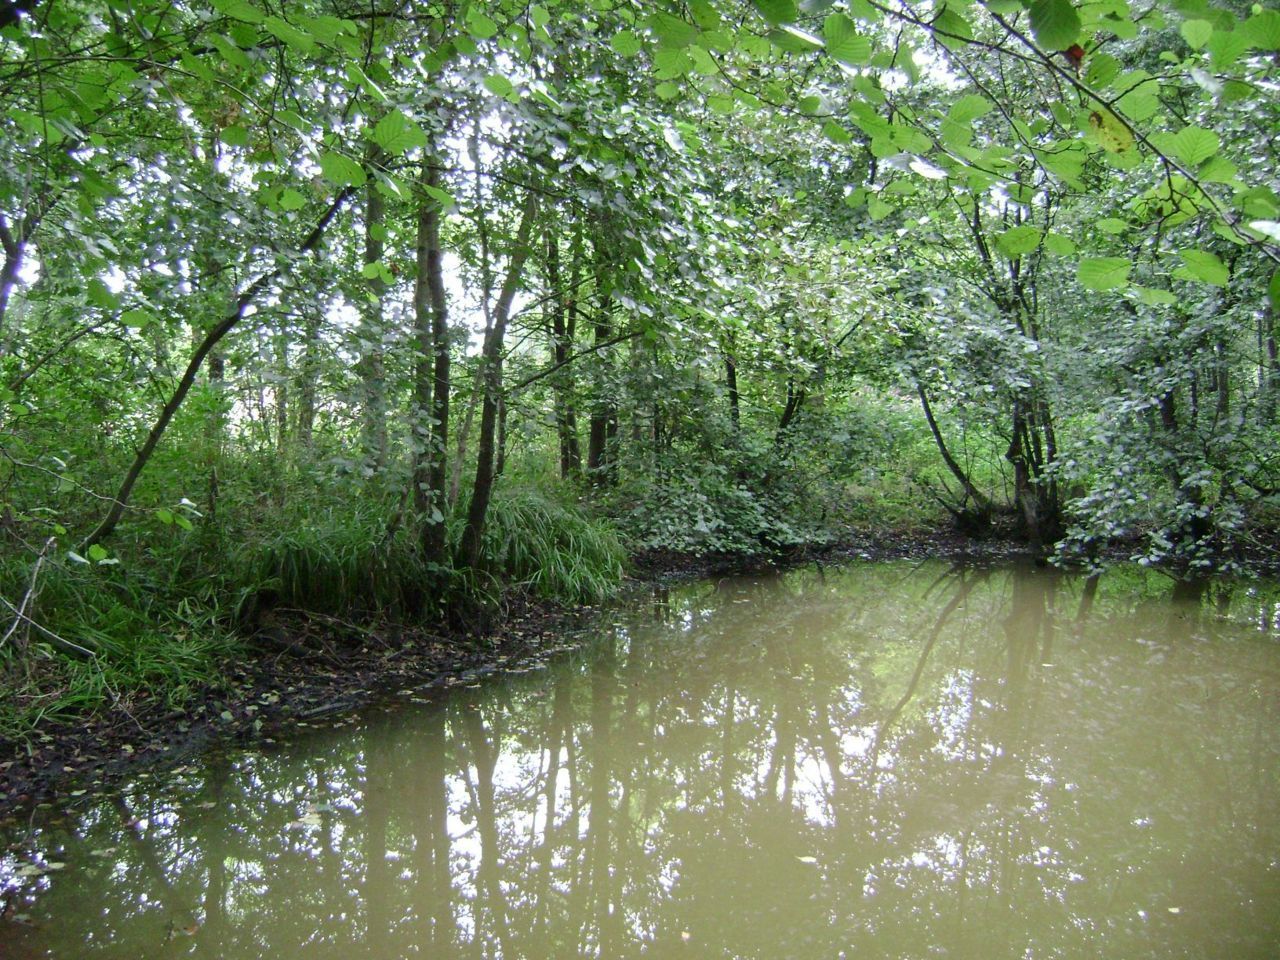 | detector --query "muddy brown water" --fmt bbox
[2,561,1279,958]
